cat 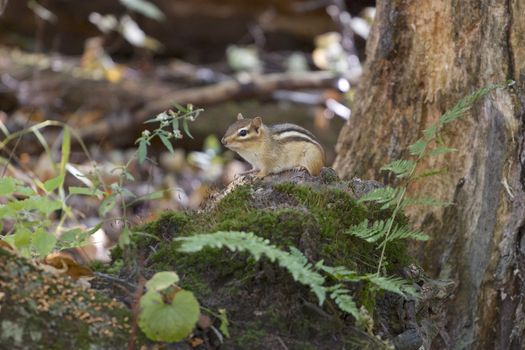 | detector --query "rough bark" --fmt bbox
[334,1,525,349]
